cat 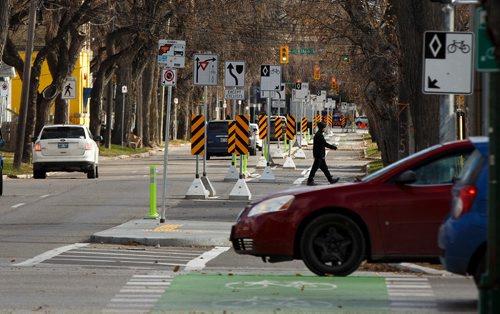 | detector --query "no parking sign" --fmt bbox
[0,81,8,97]
[161,68,177,87]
